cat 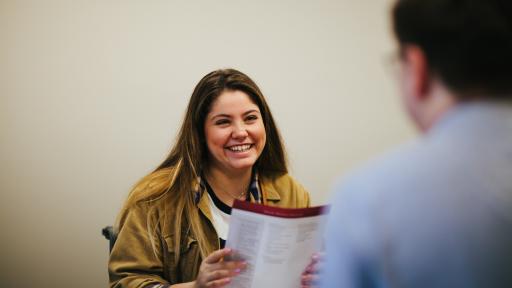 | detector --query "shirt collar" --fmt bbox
[194,170,264,205]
